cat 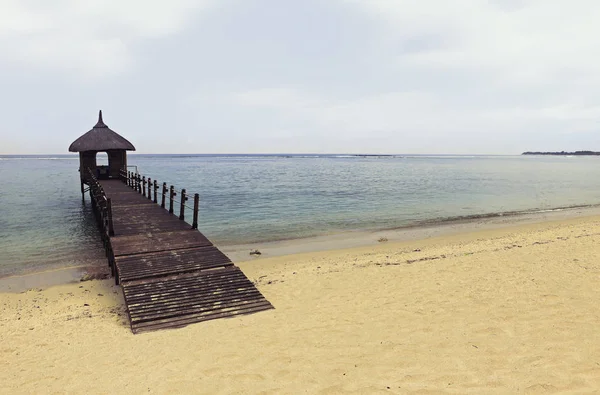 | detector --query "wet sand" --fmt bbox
[3,213,600,393]
[222,204,600,262]
[4,204,600,293]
